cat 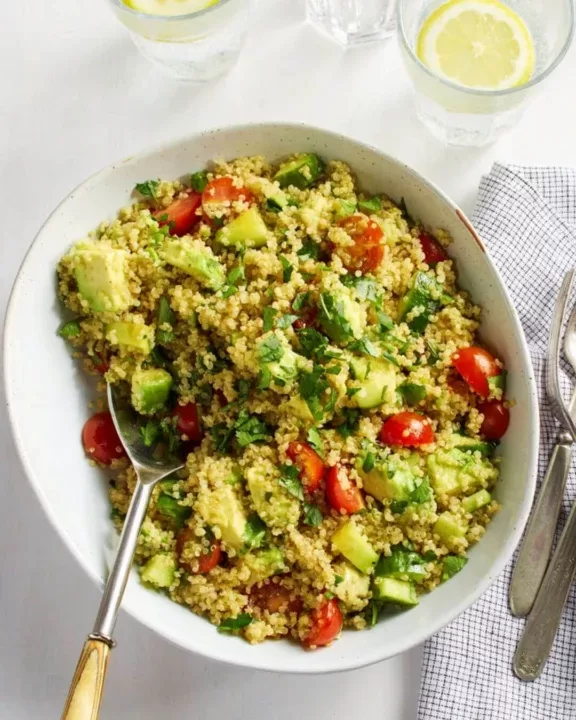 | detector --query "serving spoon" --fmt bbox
[61,384,184,720]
